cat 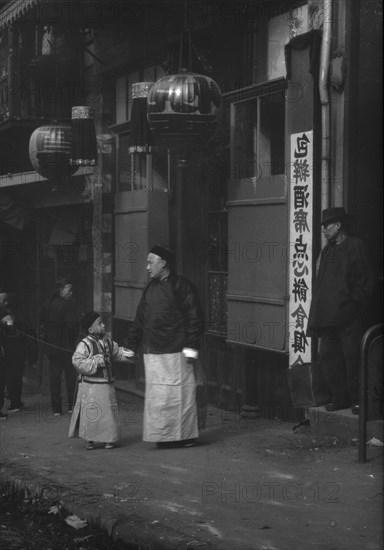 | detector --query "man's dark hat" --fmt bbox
[81,311,100,333]
[149,245,174,265]
[320,207,352,226]
[55,277,71,289]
